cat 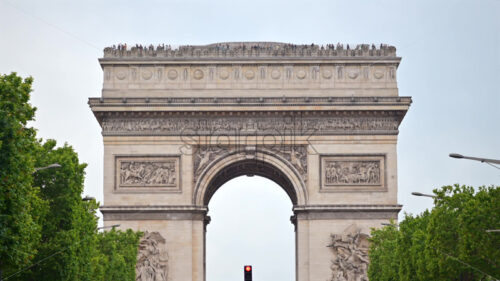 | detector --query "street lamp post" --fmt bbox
[98,224,120,230]
[33,163,61,173]
[82,196,95,201]
[411,192,436,198]
[449,153,500,170]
